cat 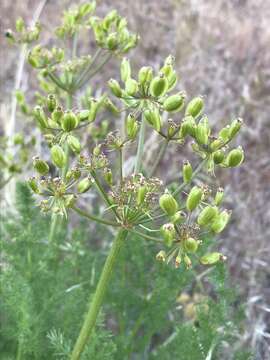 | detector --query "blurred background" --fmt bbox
[1,0,270,358]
